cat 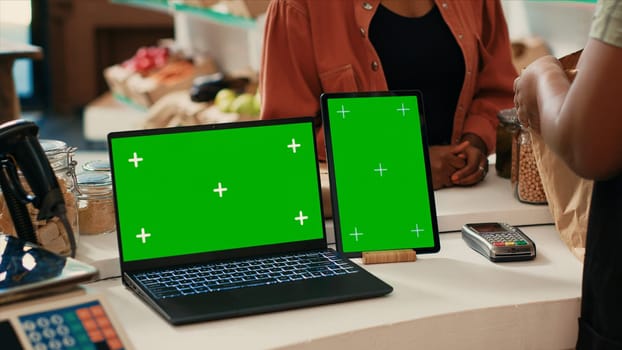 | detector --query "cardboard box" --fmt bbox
[229,0,271,18]
[511,37,550,72]
[103,64,138,100]
[124,57,218,108]
[104,43,175,102]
